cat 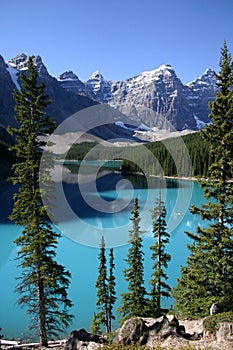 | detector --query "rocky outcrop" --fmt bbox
[216,322,233,343]
[113,315,203,347]
[65,328,108,350]
[57,71,85,94]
